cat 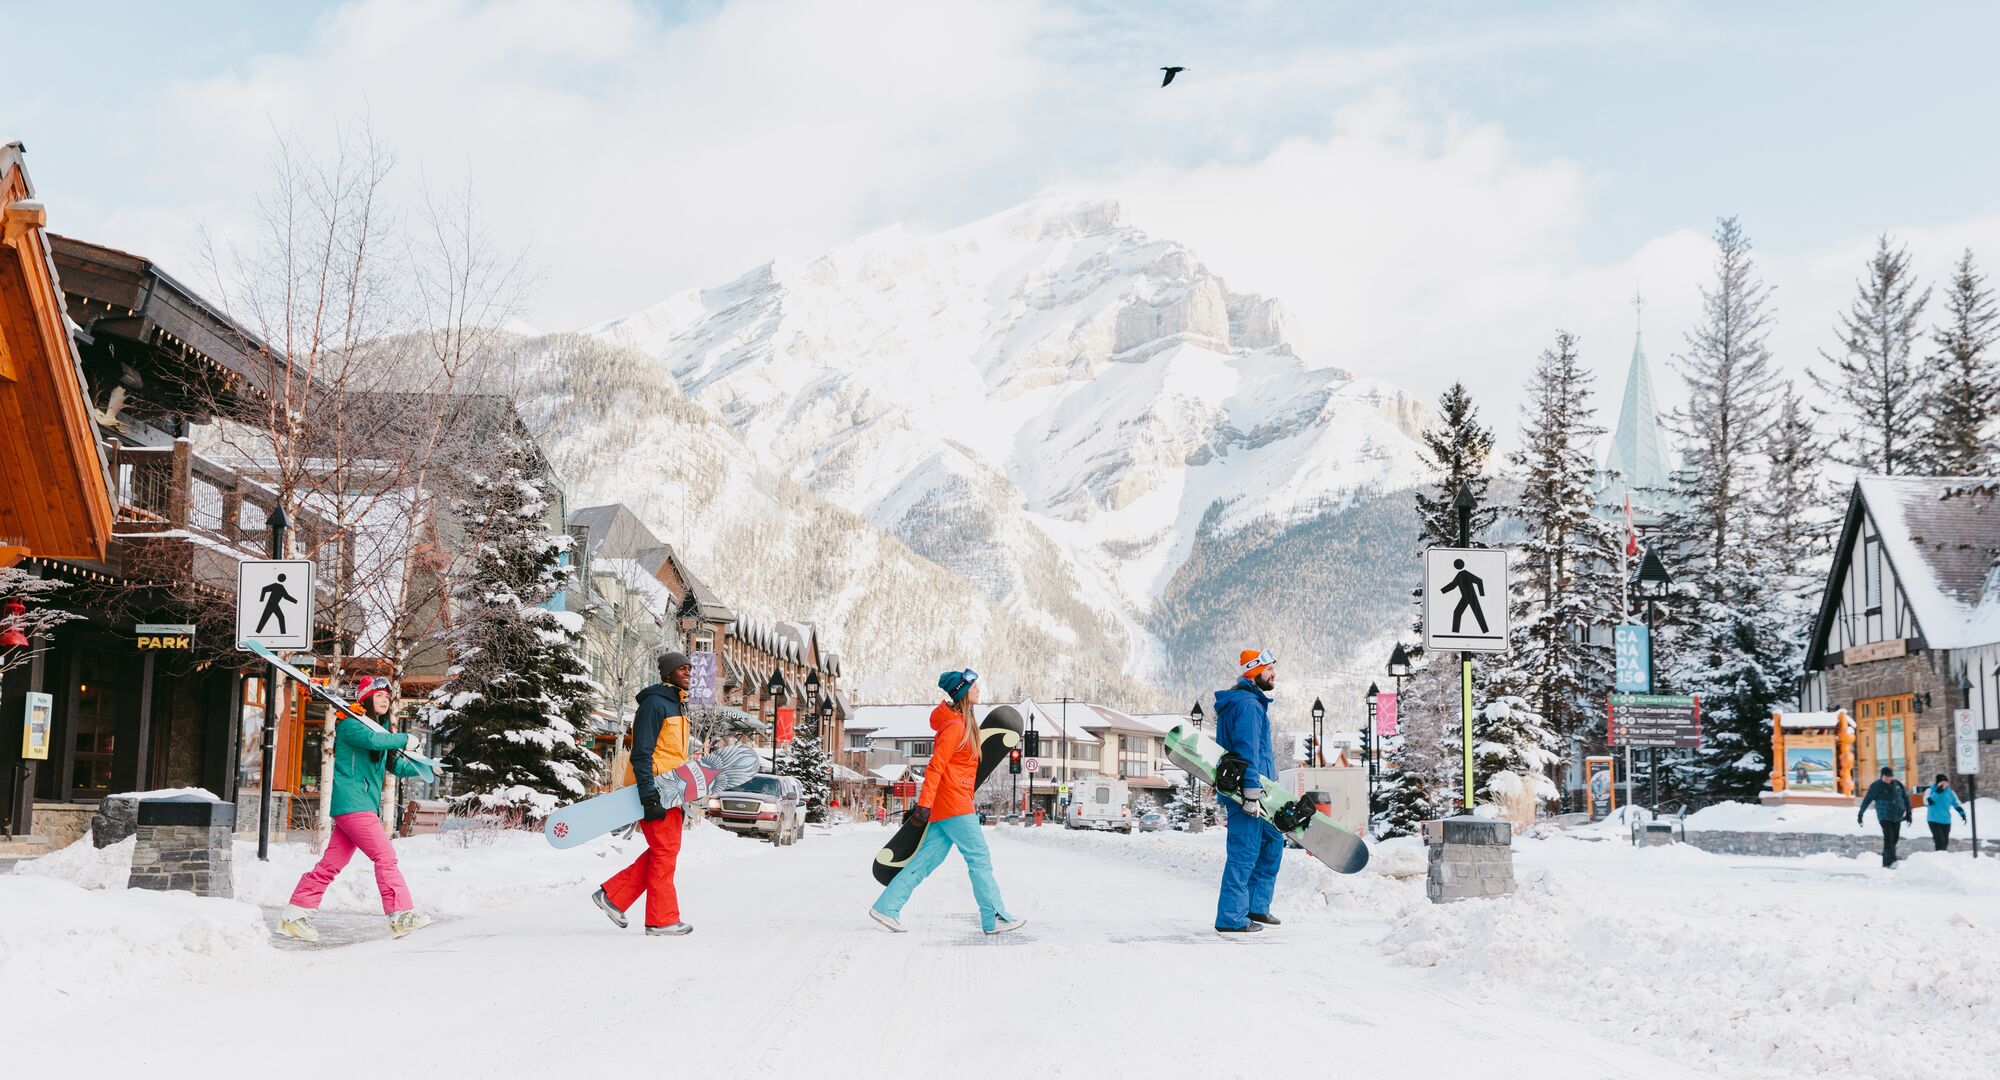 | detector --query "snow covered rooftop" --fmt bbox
[1855,476,2000,649]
